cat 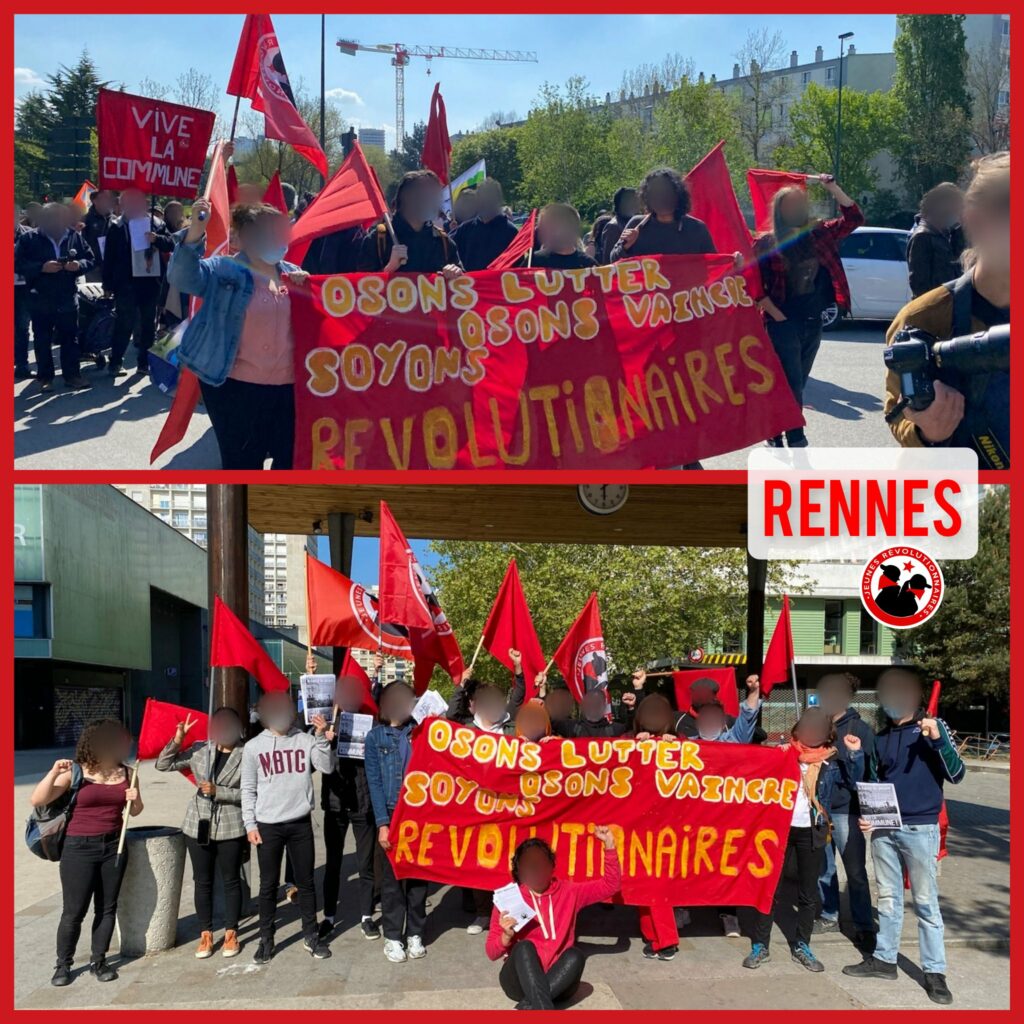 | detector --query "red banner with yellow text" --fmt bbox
[290,254,803,470]
[388,718,800,911]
